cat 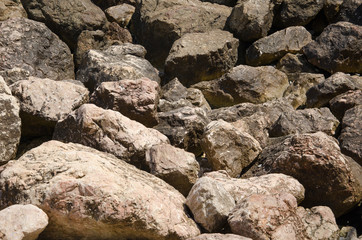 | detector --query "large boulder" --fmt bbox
[329,89,362,120]
[164,30,239,87]
[53,104,169,170]
[303,22,362,74]
[0,18,74,85]
[0,204,48,240]
[11,77,89,138]
[0,141,200,239]
[246,26,312,66]
[0,0,27,21]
